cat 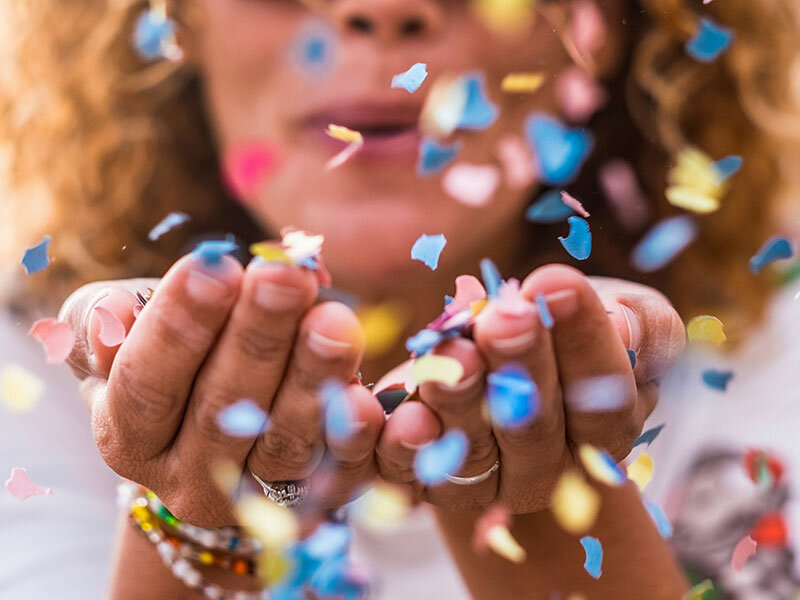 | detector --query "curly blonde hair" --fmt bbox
[1,0,798,341]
